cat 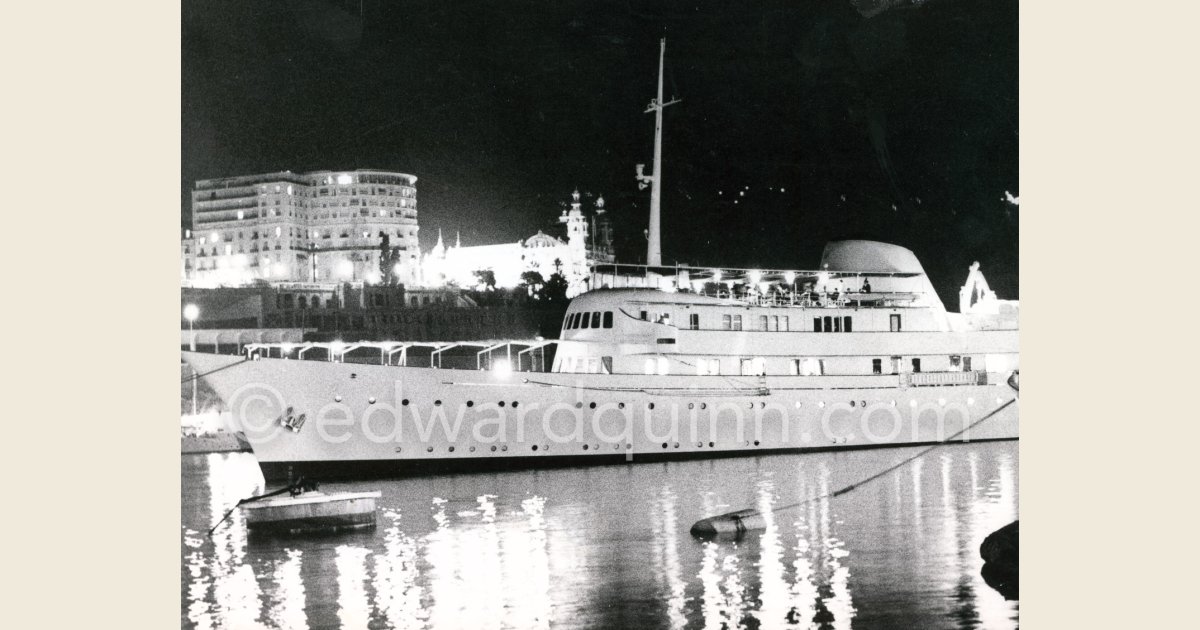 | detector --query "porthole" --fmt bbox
[794,402,802,408]
[589,402,596,409]
[688,403,694,410]
[512,401,519,408]
[575,402,583,409]
[850,400,856,407]
[334,394,343,402]
[448,446,455,453]
[625,444,633,450]
[662,442,668,449]
[618,402,625,409]
[708,442,715,448]
[861,400,867,407]
[747,402,755,409]
[583,444,589,450]
[368,397,376,404]
[426,446,433,453]
[499,401,506,407]
[968,397,975,405]
[753,440,760,446]
[490,445,497,452]
[501,445,508,452]
[532,445,538,451]
[543,445,549,451]
[697,442,703,448]
[469,446,476,452]
[435,400,442,406]
[648,402,655,410]
[402,399,410,406]
[909,400,918,408]
[818,401,826,408]
[593,444,599,451]
[467,400,474,407]
[673,442,679,448]
[759,402,766,409]
[614,444,620,450]
[700,402,707,409]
